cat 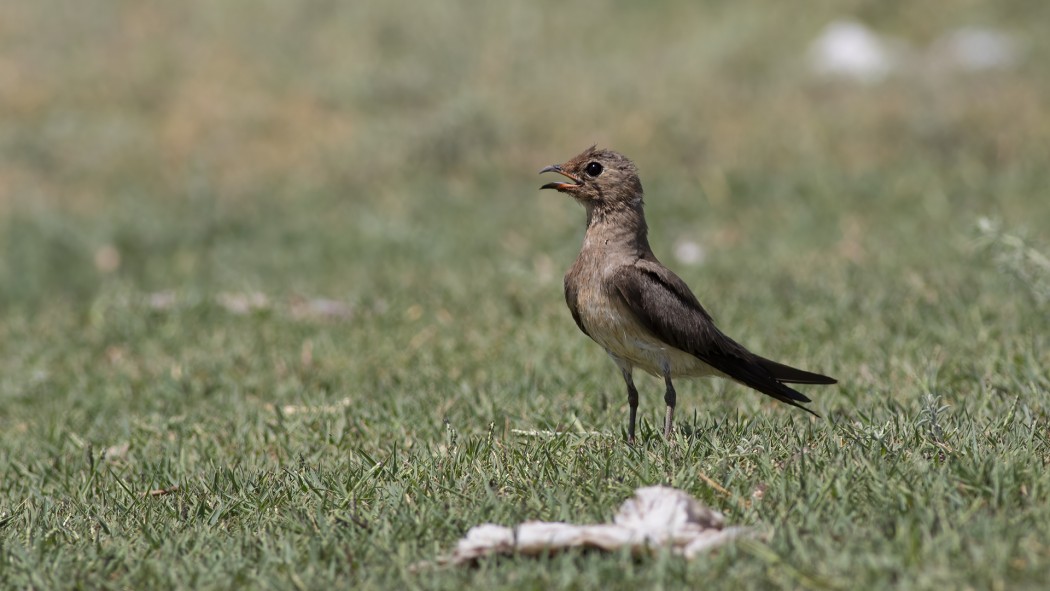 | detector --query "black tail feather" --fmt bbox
[758,356,837,385]
[768,383,821,418]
